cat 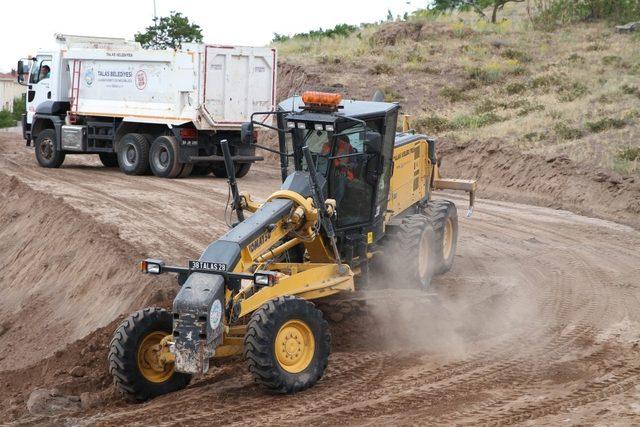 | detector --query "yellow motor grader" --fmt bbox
[109,91,476,401]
